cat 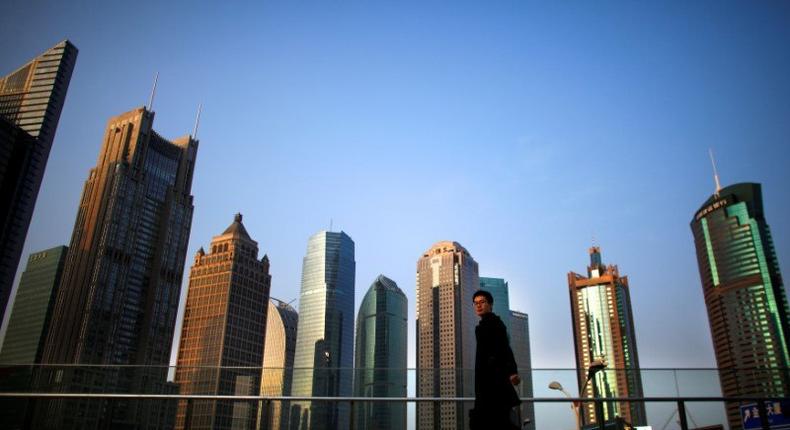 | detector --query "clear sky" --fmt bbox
[2,0,790,382]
